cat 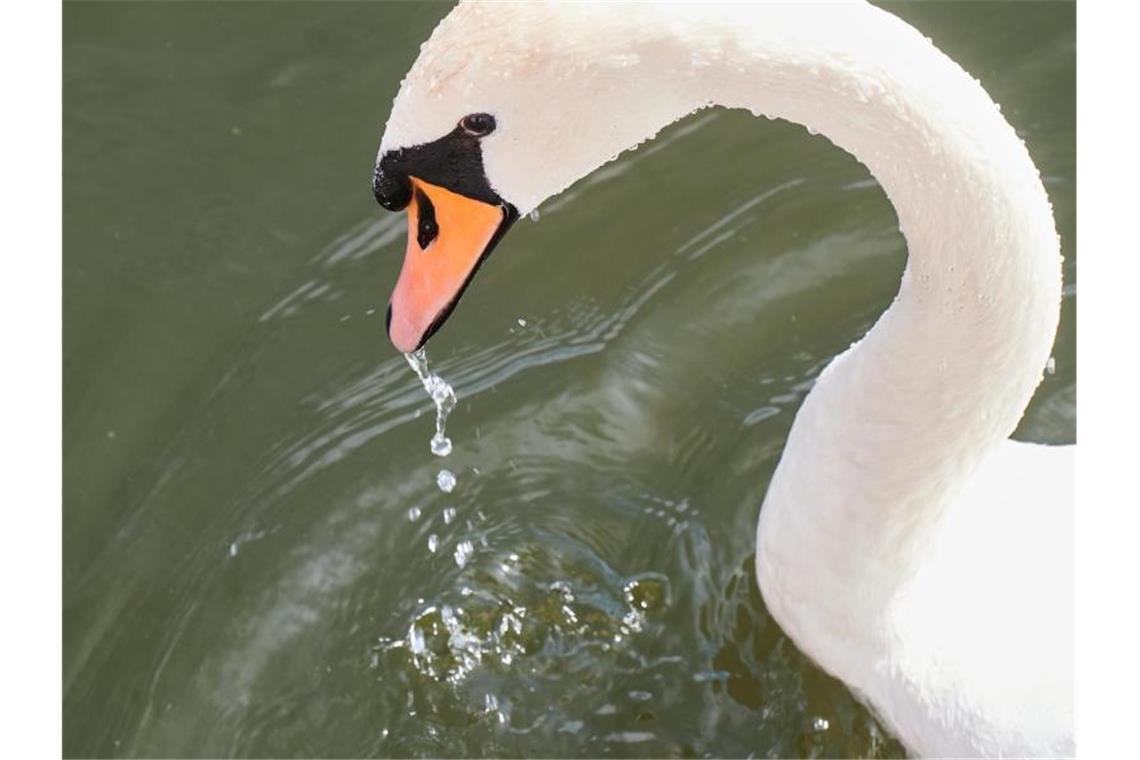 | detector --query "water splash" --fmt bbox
[373,561,674,686]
